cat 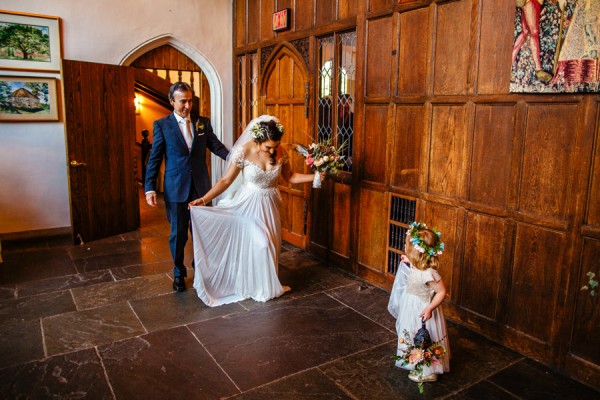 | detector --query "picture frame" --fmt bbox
[0,76,59,121]
[0,10,62,72]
